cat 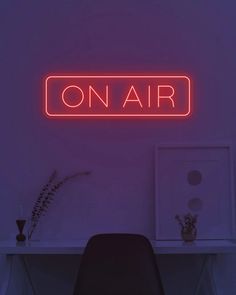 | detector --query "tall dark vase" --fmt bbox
[16,219,26,243]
